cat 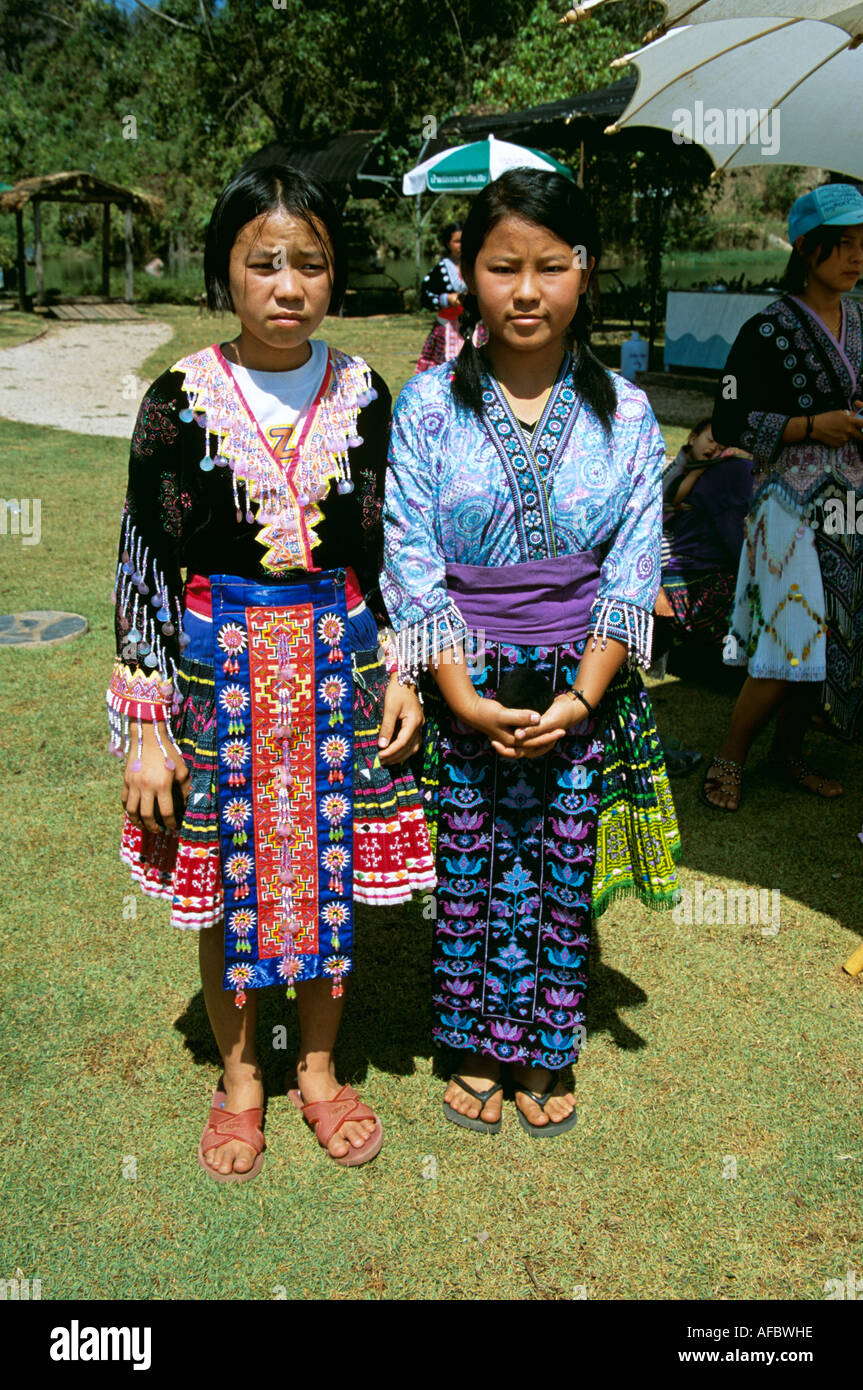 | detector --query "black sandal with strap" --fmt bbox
[699,754,743,812]
[768,756,843,799]
[442,1075,504,1134]
[513,1071,578,1138]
